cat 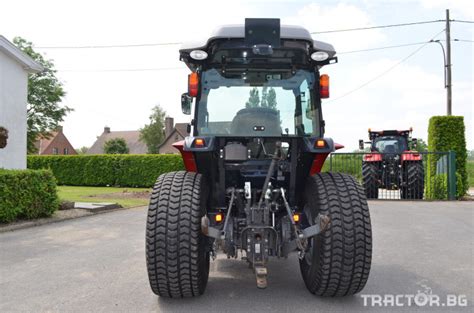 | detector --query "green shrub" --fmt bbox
[425,174,448,200]
[427,116,467,198]
[27,154,184,187]
[0,169,59,223]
